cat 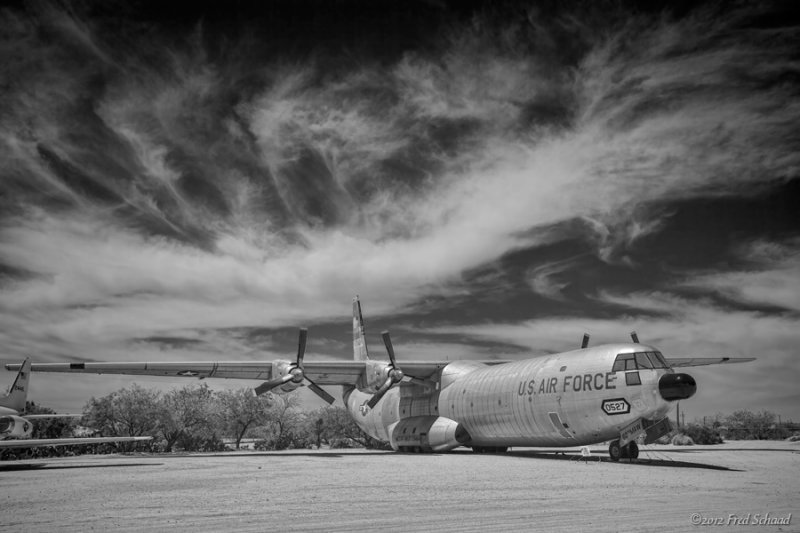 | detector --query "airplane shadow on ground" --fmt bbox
[505,450,742,471]
[0,462,164,471]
